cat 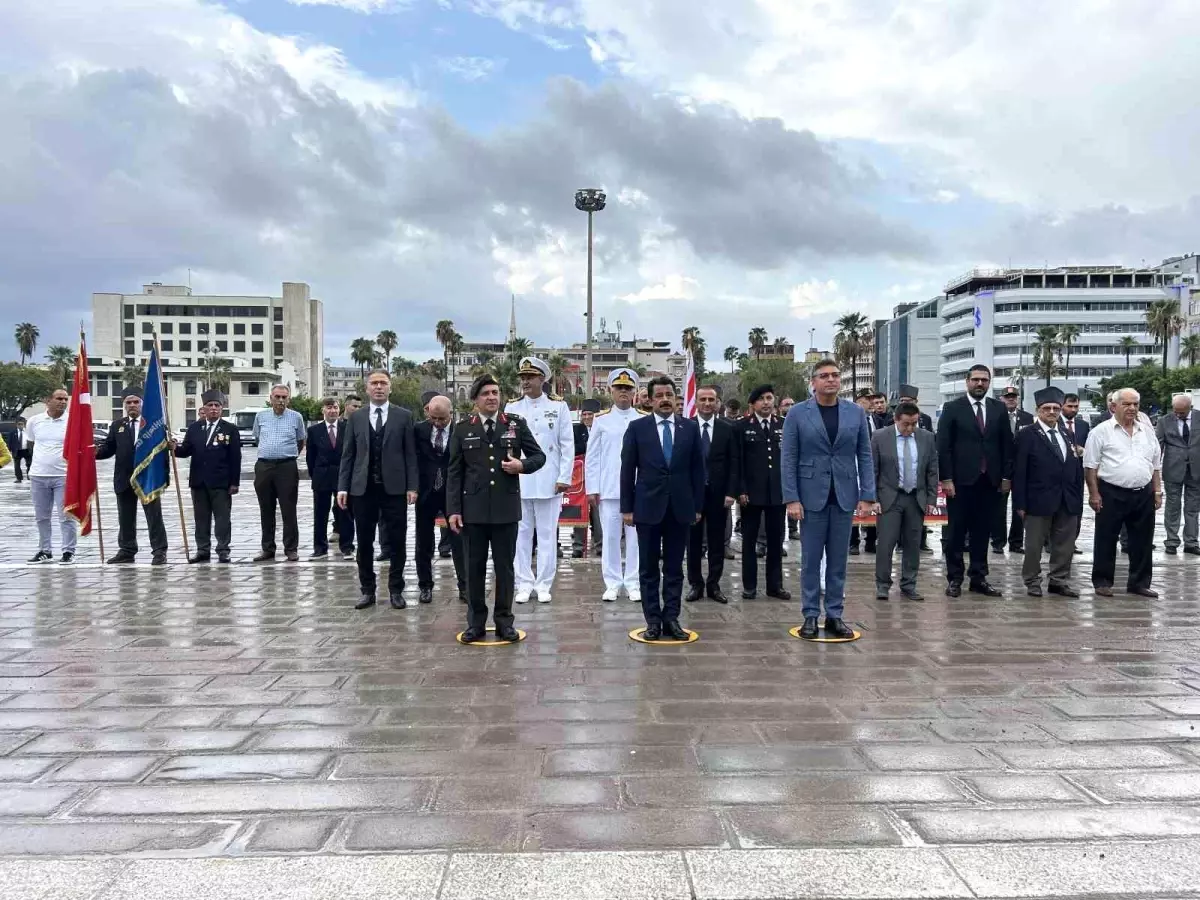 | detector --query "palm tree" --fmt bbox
[547,353,569,395]
[833,312,870,396]
[446,331,464,397]
[489,357,519,398]
[376,330,398,372]
[391,356,418,377]
[1057,324,1081,379]
[505,336,533,362]
[1183,334,1200,368]
[748,326,768,359]
[723,345,739,374]
[121,363,146,391]
[14,323,39,365]
[773,336,790,353]
[201,352,233,393]
[421,359,447,380]
[45,345,75,386]
[1138,357,1156,368]
[349,338,375,378]
[471,350,495,376]
[1031,325,1062,387]
[630,361,648,378]
[1146,297,1185,375]
[1118,335,1137,370]
[681,326,706,373]
[435,319,457,393]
